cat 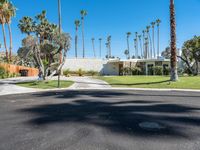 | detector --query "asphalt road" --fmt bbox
[0,90,200,150]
